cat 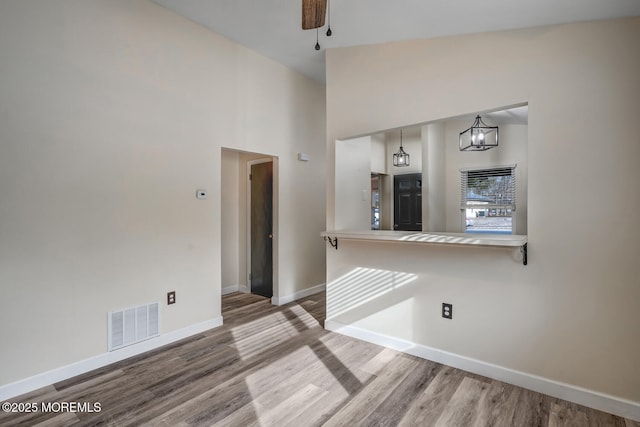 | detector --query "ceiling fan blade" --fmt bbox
[302,0,326,30]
